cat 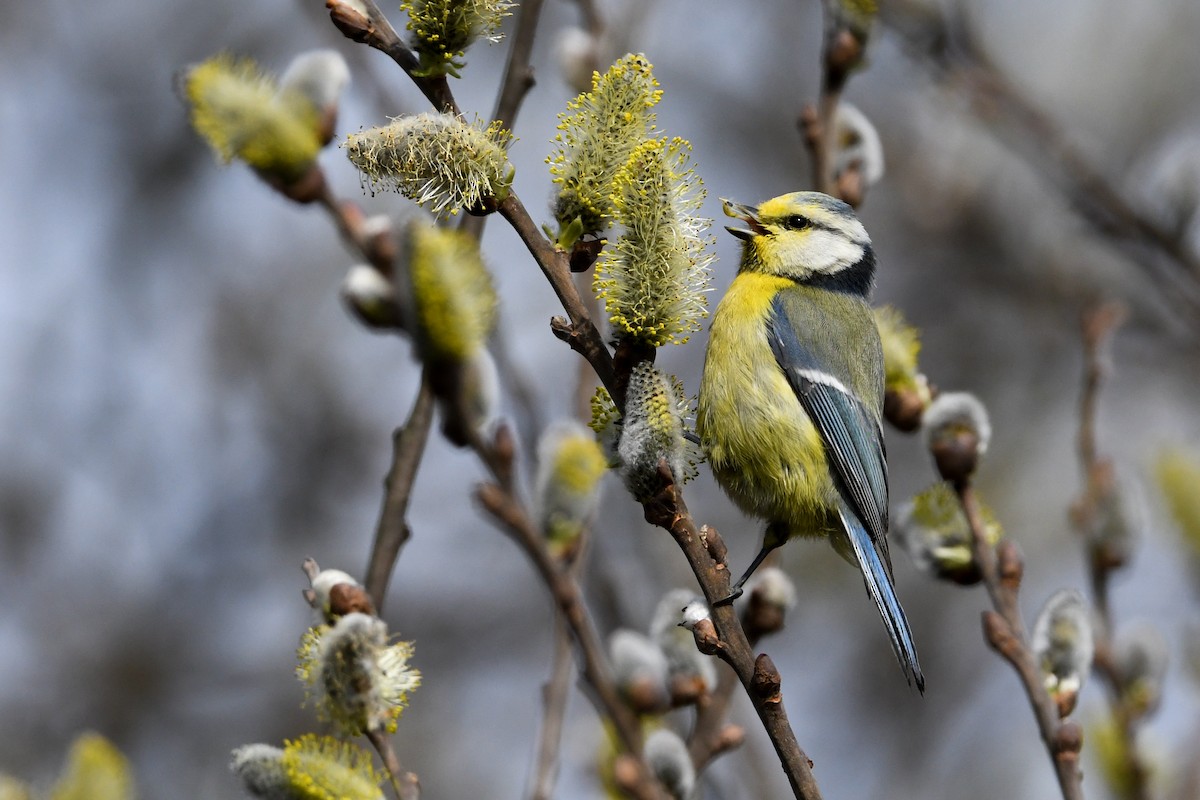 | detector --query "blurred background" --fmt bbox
[2,0,1199,797]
